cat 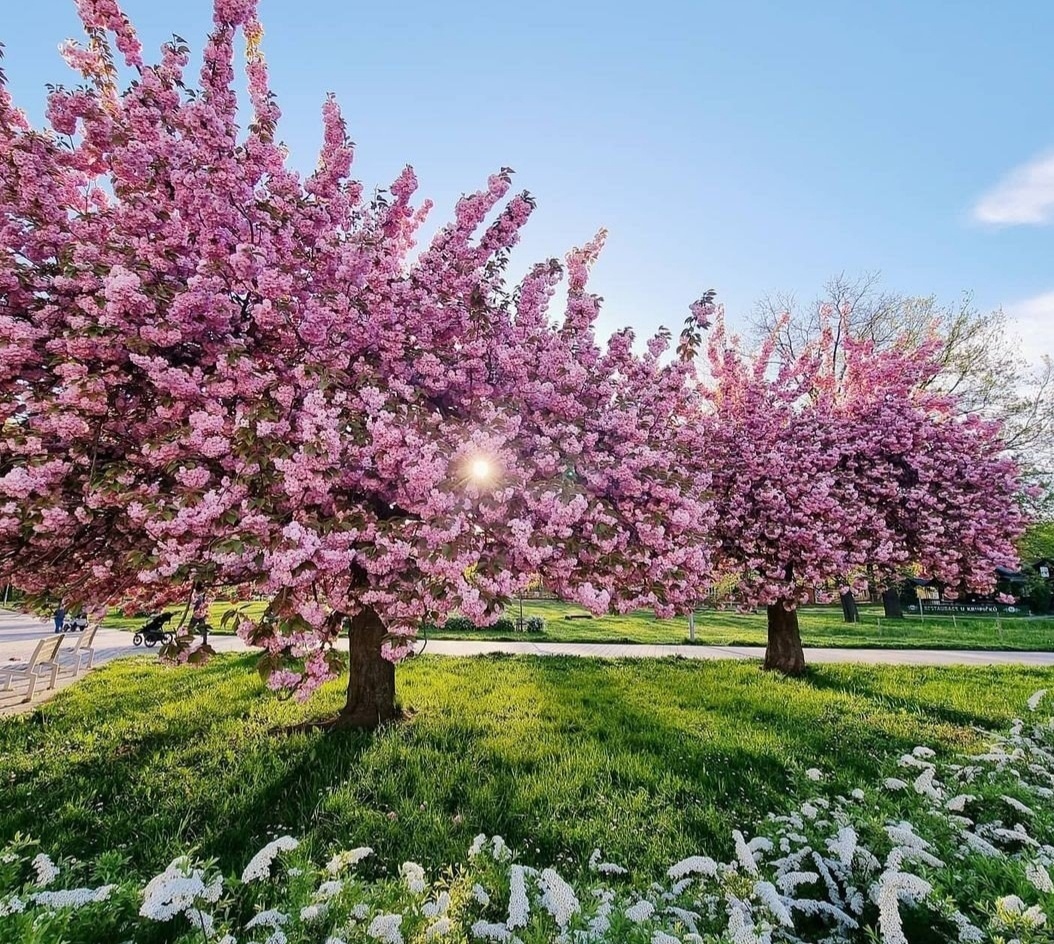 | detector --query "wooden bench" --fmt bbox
[61,624,98,676]
[0,635,63,702]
